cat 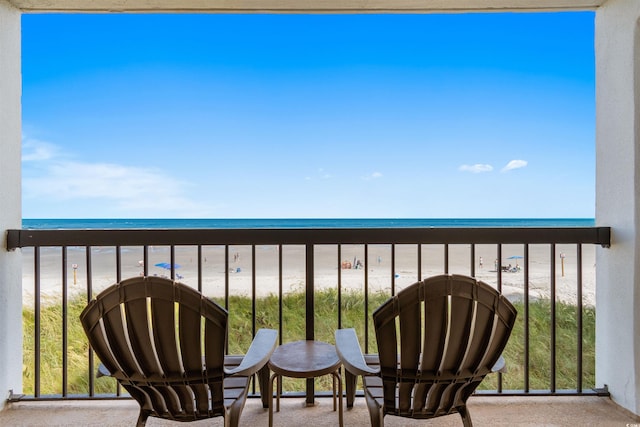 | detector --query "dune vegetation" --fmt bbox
[22,290,594,396]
